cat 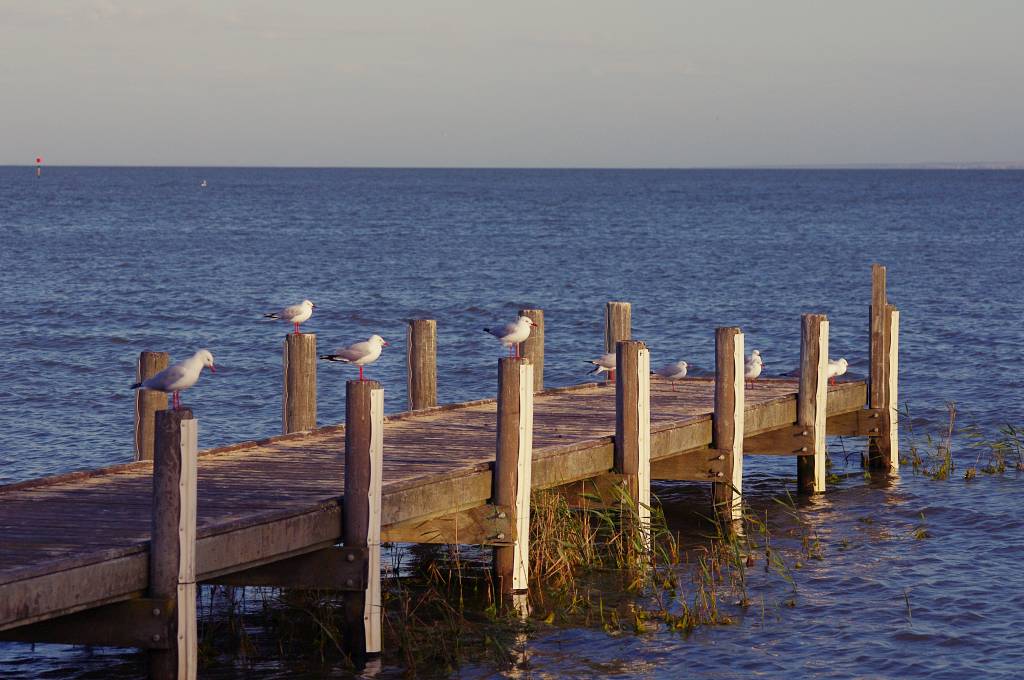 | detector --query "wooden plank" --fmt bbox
[796,314,829,493]
[207,547,367,590]
[135,351,169,462]
[380,505,513,544]
[650,448,727,482]
[406,319,438,410]
[0,597,174,649]
[713,328,744,522]
[744,425,815,455]
[283,332,317,433]
[826,408,883,436]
